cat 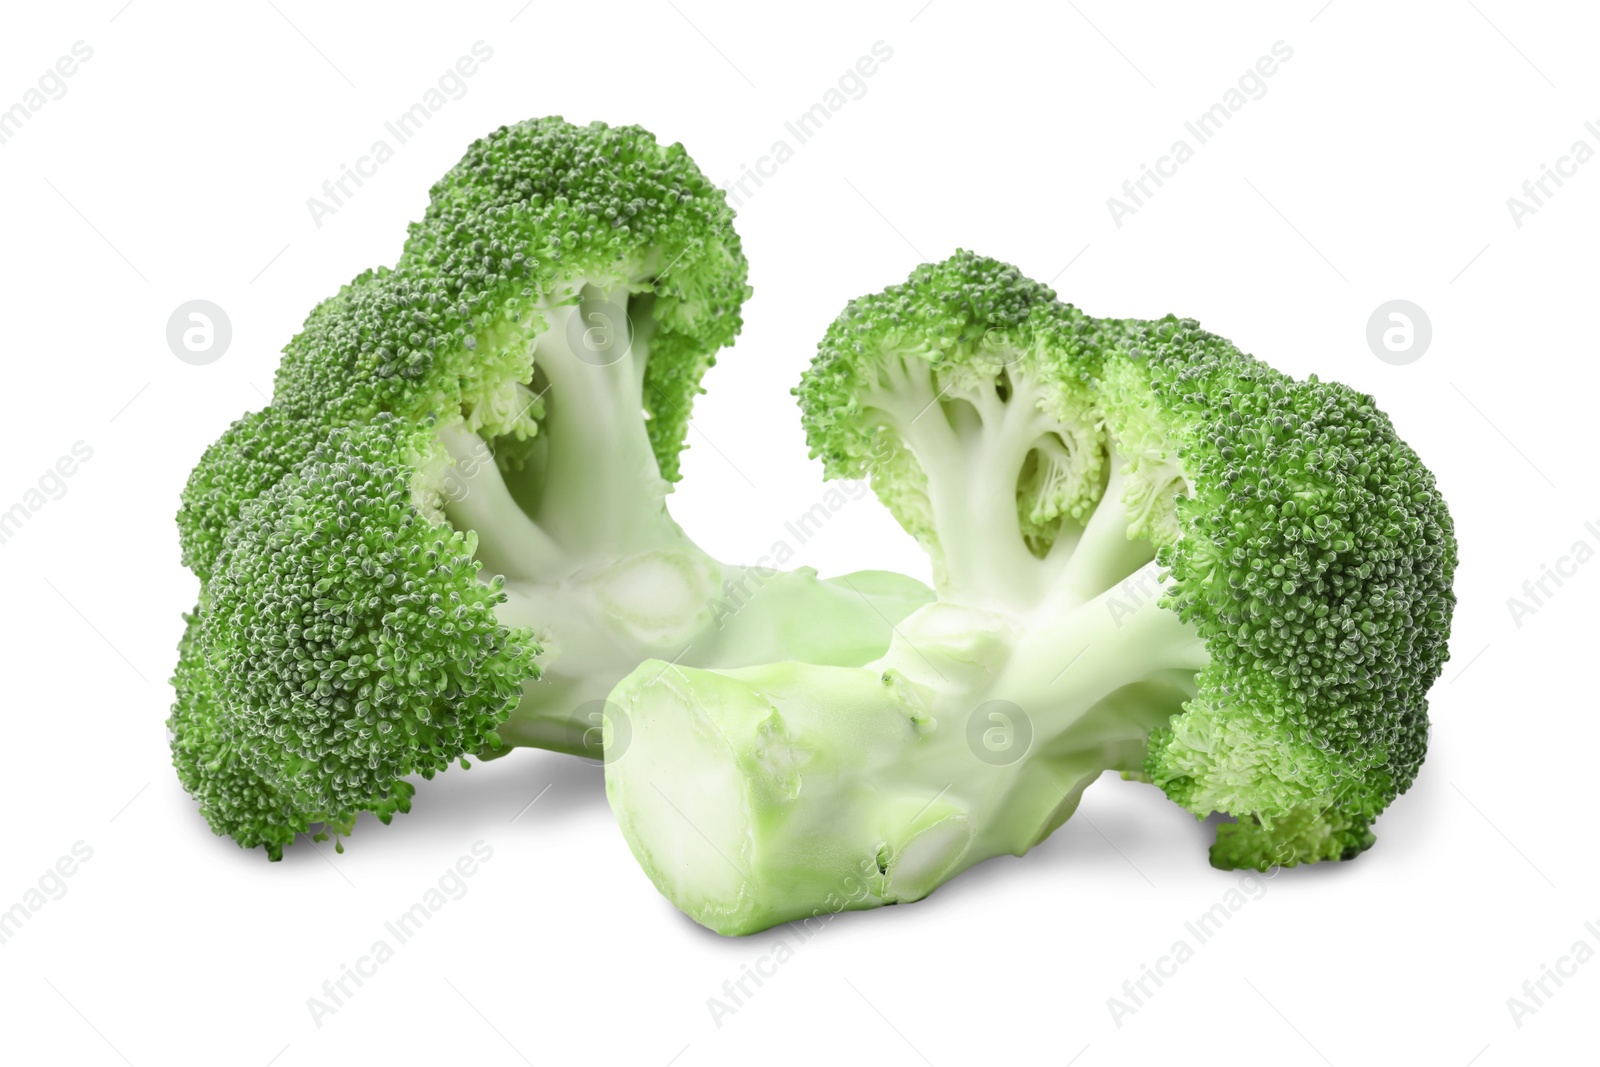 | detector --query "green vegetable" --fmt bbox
[604,251,1457,935]
[169,118,931,859]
